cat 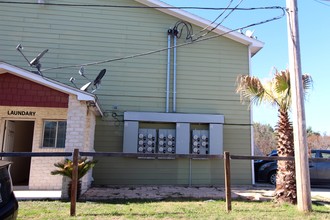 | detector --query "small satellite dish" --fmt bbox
[245,30,255,38]
[69,77,78,88]
[80,82,92,91]
[79,66,85,76]
[78,66,90,80]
